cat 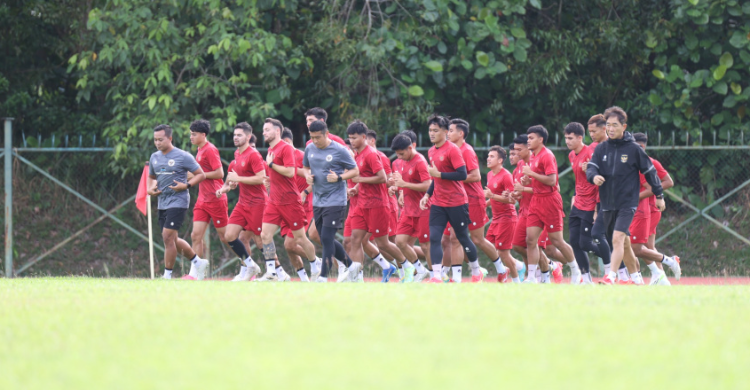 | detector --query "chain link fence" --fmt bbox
[2,125,749,277]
